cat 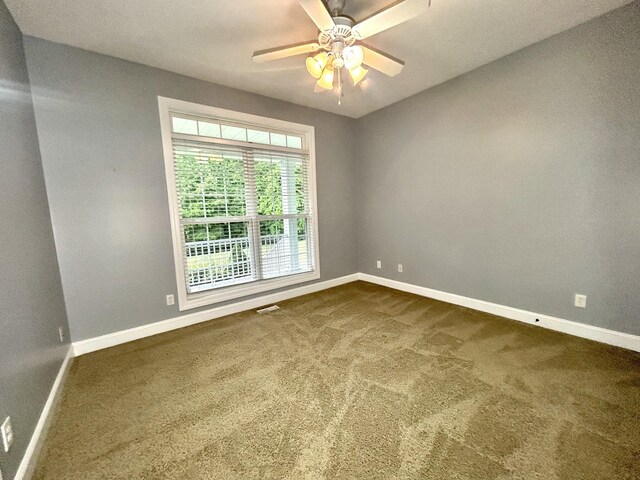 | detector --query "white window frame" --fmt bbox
[158,97,321,310]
